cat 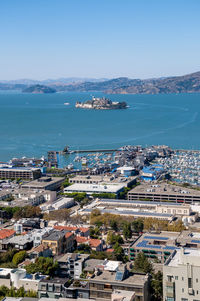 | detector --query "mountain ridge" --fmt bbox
[0,71,200,94]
